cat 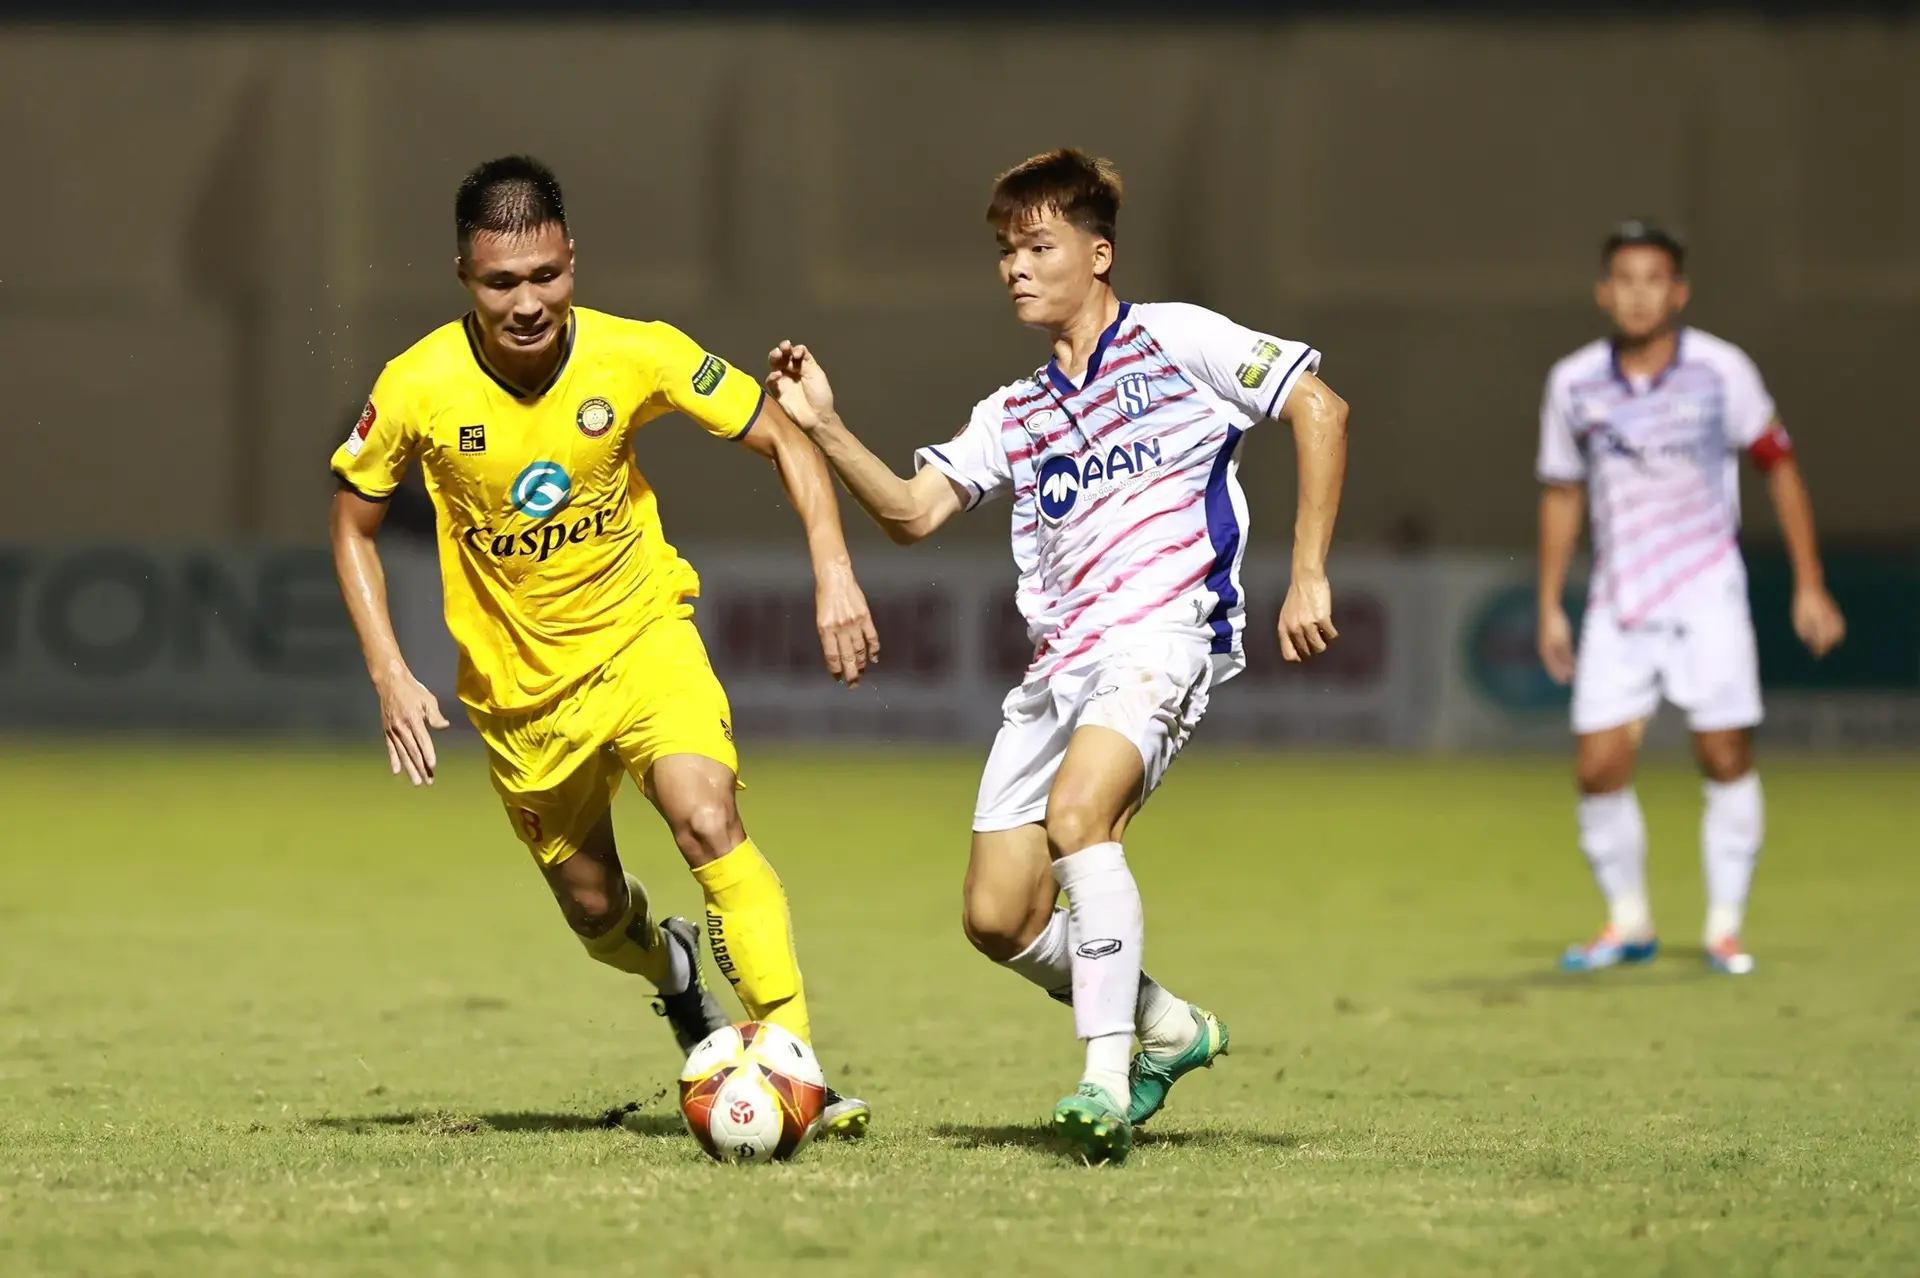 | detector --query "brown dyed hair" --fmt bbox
[986,148,1123,244]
